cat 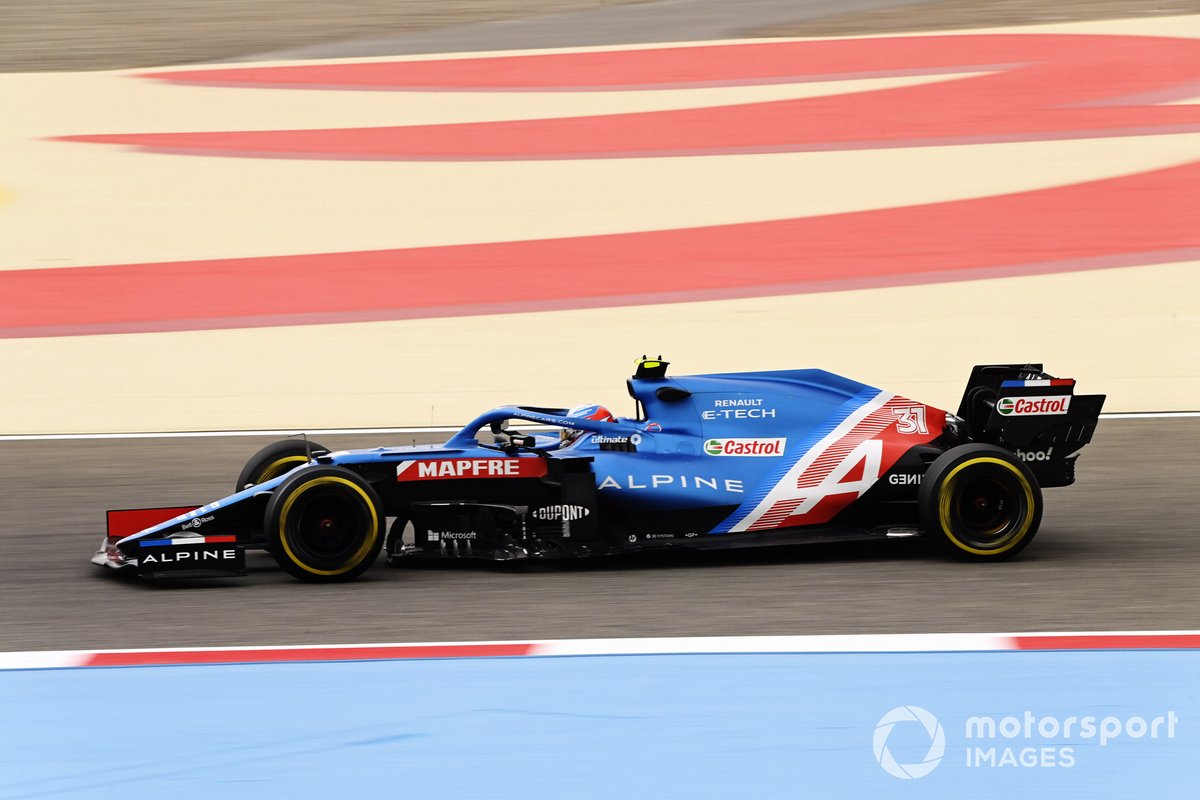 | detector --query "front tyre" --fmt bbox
[265,466,384,582]
[919,444,1042,561]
